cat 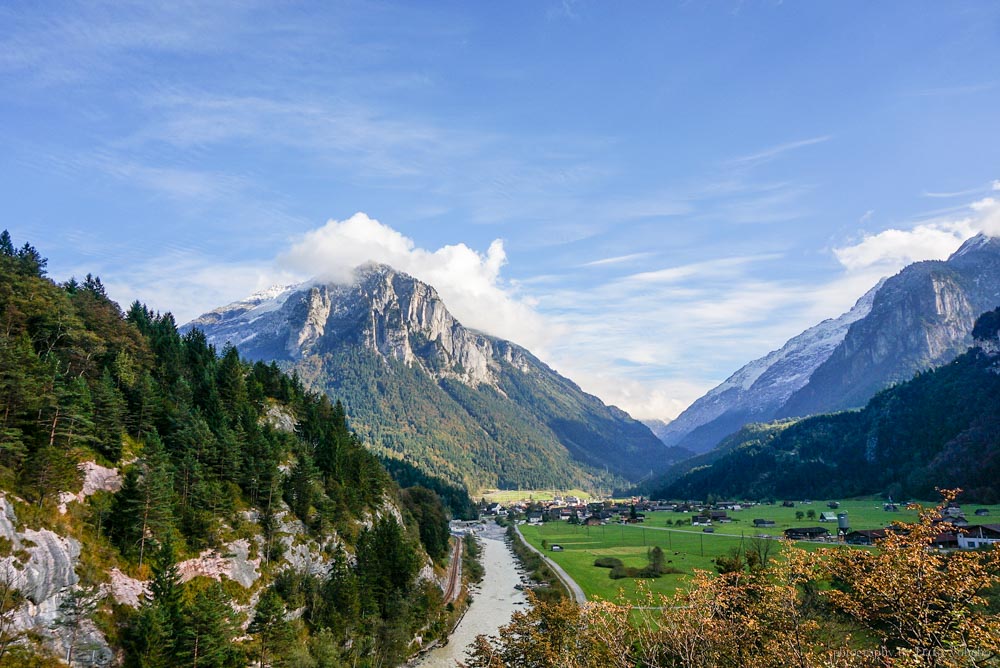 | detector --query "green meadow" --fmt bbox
[517,498,1000,602]
[481,488,595,503]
